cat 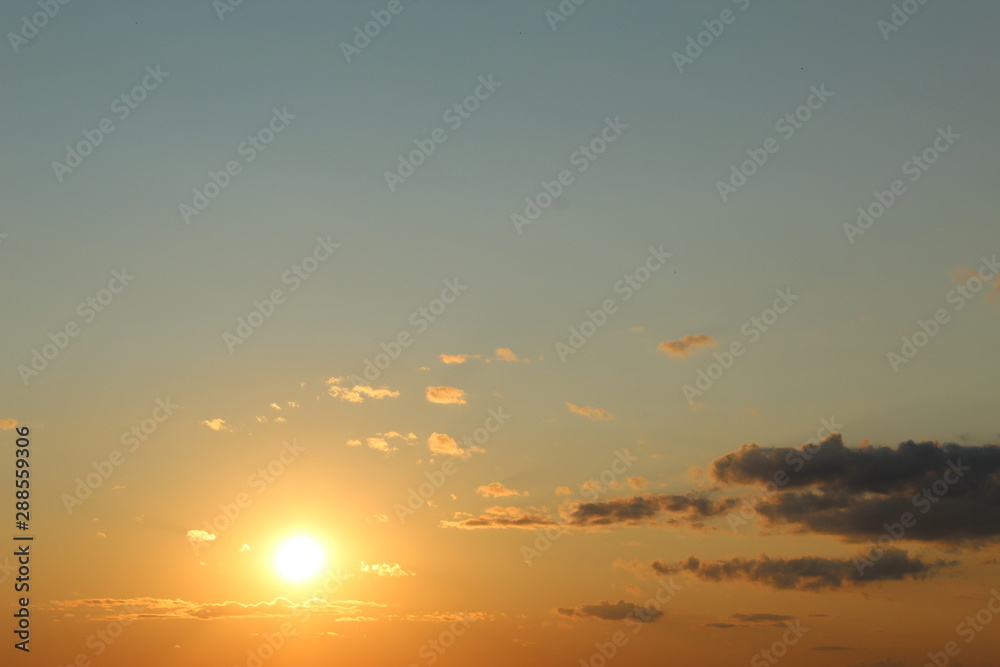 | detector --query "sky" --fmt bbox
[2,0,1000,665]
